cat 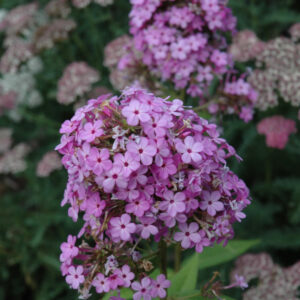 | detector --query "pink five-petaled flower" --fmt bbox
[92,273,110,293]
[137,217,158,239]
[174,222,201,249]
[103,165,127,192]
[127,137,156,166]
[87,148,112,175]
[60,235,79,262]
[115,265,135,288]
[199,191,224,216]
[110,214,136,241]
[176,136,203,164]
[125,197,150,217]
[132,277,152,300]
[159,190,186,217]
[151,274,171,299]
[114,152,140,177]
[122,100,150,125]
[81,120,104,142]
[66,266,85,289]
